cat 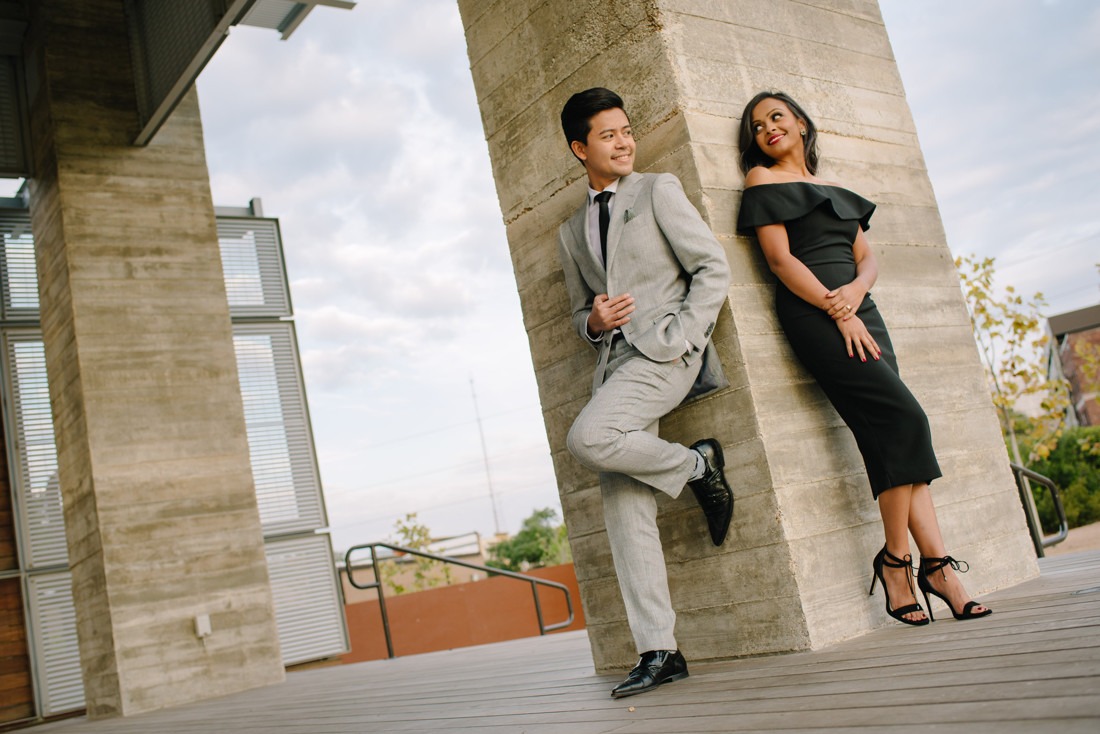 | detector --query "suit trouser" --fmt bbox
[566,338,703,652]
